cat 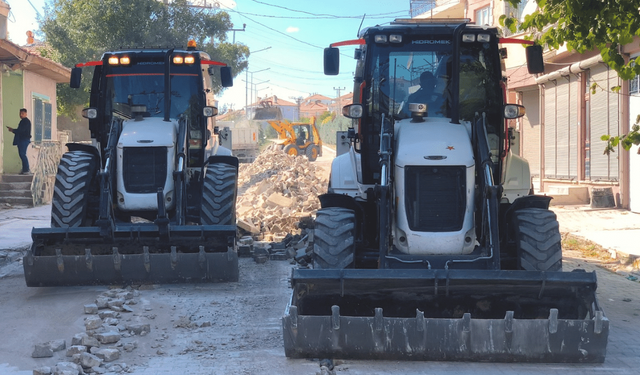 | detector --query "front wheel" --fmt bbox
[313,207,356,269]
[513,208,562,271]
[201,163,238,225]
[51,150,98,228]
[283,144,299,156]
[305,145,319,162]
